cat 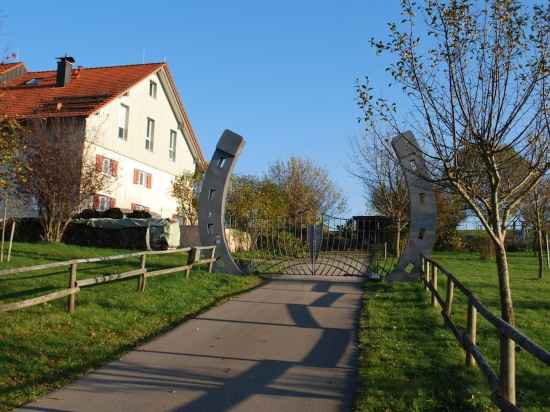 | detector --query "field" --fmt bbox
[0,242,261,411]
[356,251,550,412]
